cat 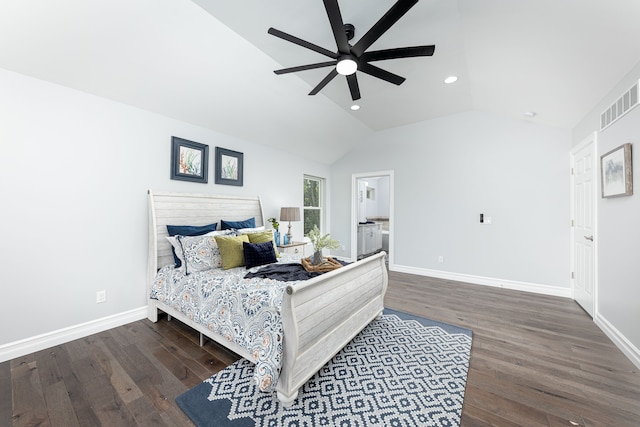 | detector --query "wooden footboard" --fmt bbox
[276,251,388,405]
[148,252,388,406]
